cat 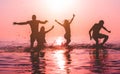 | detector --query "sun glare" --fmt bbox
[54,37,65,46]
[45,0,73,13]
